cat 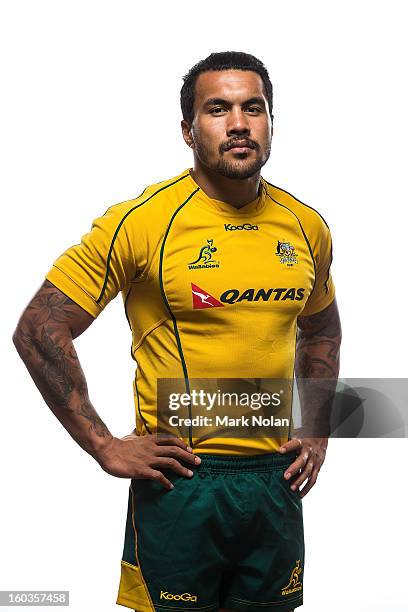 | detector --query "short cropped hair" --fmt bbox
[180,51,273,124]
